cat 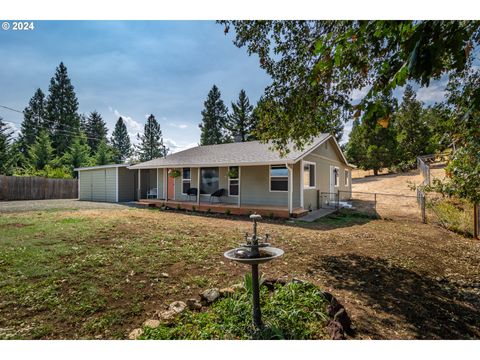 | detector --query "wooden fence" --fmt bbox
[0,175,78,201]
